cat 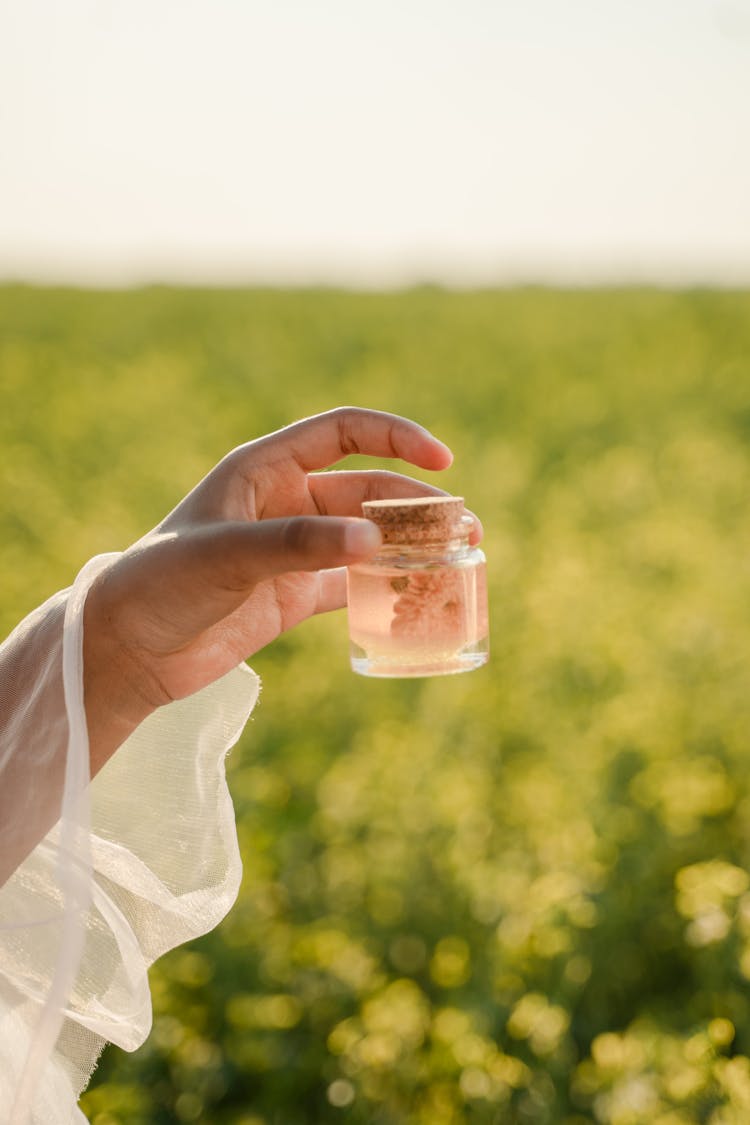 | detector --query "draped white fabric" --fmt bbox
[0,556,260,1124]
